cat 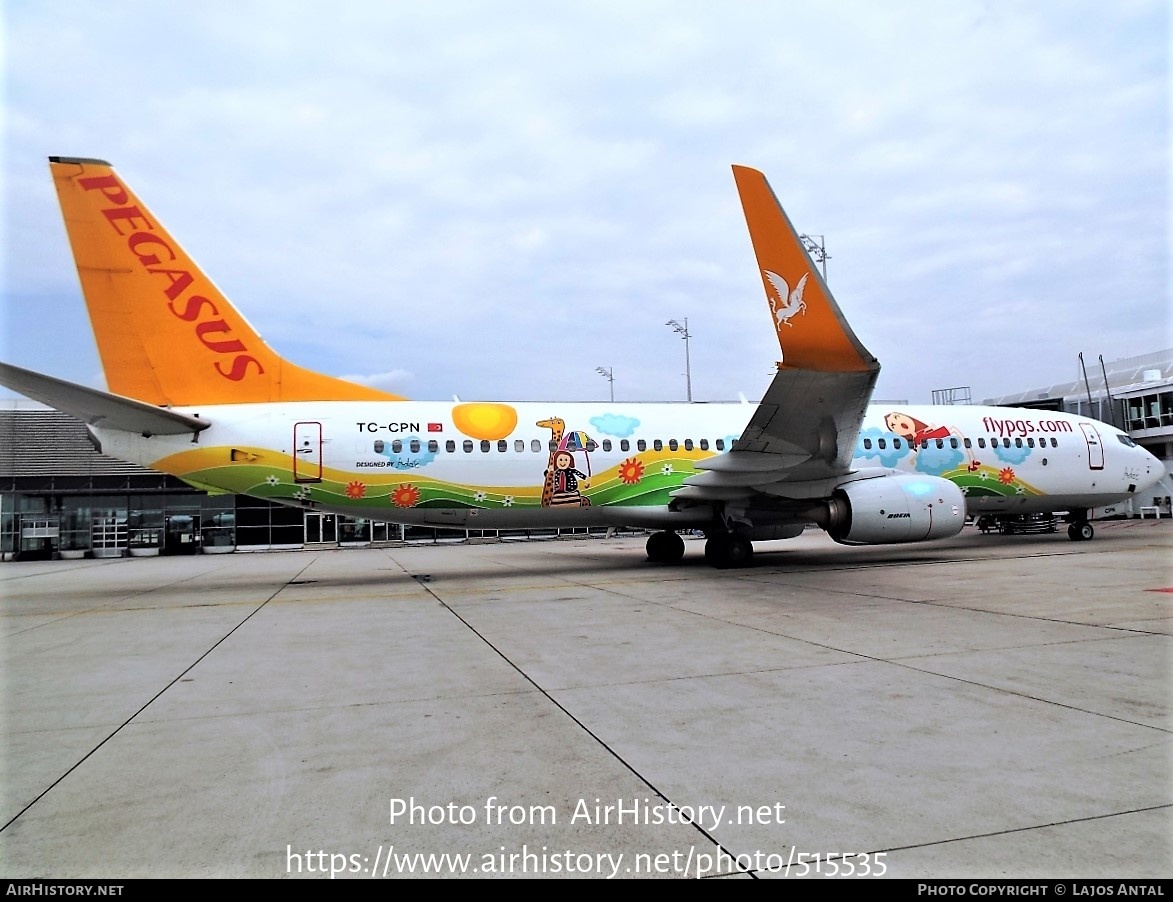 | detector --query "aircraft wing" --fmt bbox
[0,362,210,436]
[675,166,880,501]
